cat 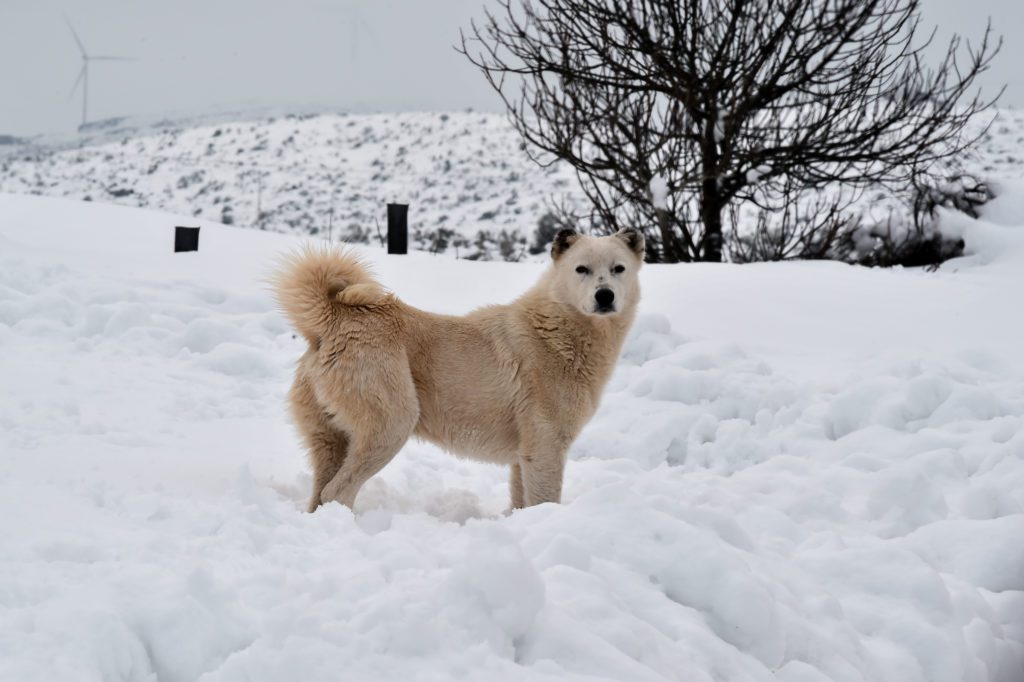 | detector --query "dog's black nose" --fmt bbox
[595,288,615,309]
